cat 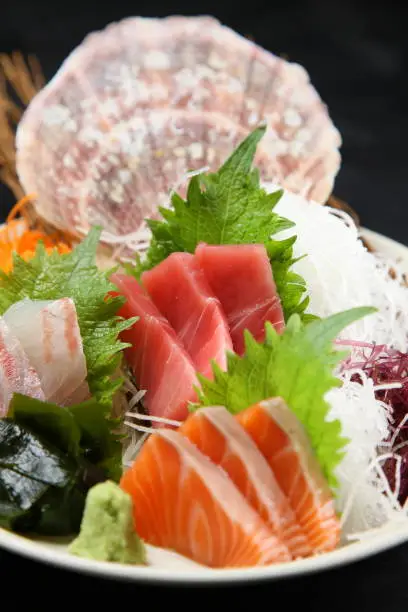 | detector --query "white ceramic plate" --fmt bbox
[1,227,408,585]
